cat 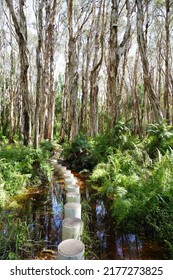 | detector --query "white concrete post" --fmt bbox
[62,217,83,240]
[64,202,81,219]
[63,171,74,179]
[64,177,78,186]
[58,239,85,260]
[66,192,80,203]
[65,184,80,193]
